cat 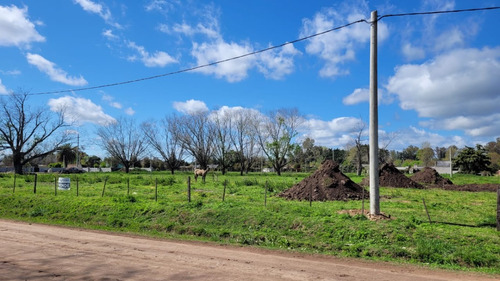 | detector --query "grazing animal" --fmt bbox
[194,168,210,182]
